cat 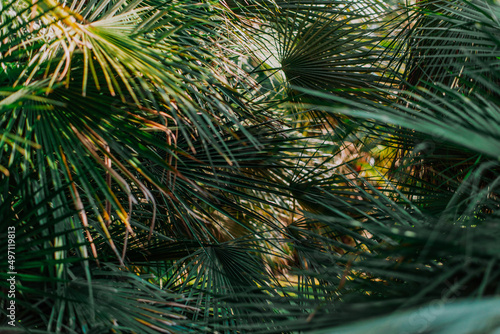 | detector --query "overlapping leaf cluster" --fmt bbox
[1,0,500,333]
